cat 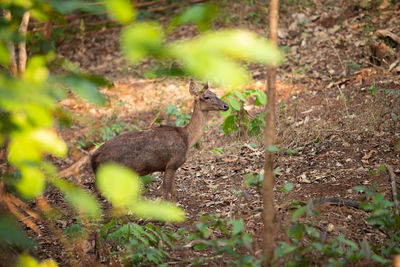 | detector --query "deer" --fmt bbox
[91,81,229,201]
